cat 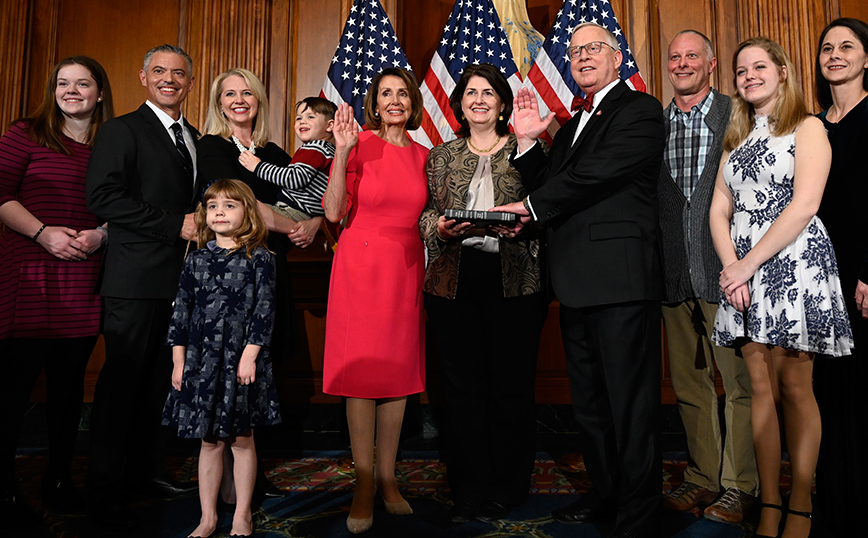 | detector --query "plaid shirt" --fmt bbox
[664,90,715,200]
